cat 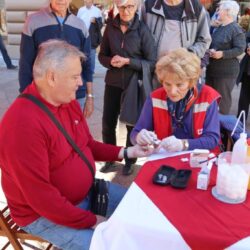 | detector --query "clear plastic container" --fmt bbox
[212,152,249,204]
